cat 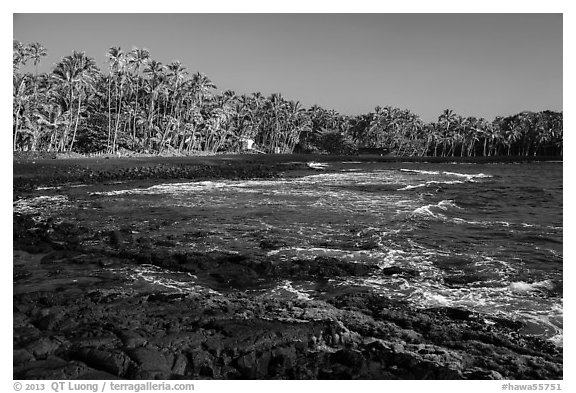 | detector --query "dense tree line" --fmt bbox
[13,41,563,156]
